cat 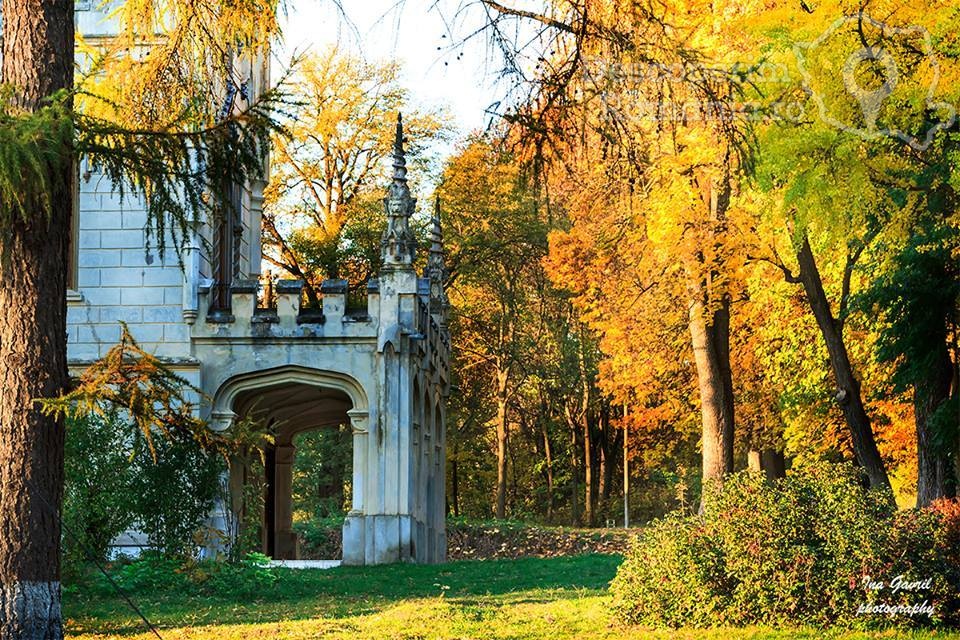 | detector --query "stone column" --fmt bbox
[274,444,297,560]
[343,409,369,565]
[347,409,368,513]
